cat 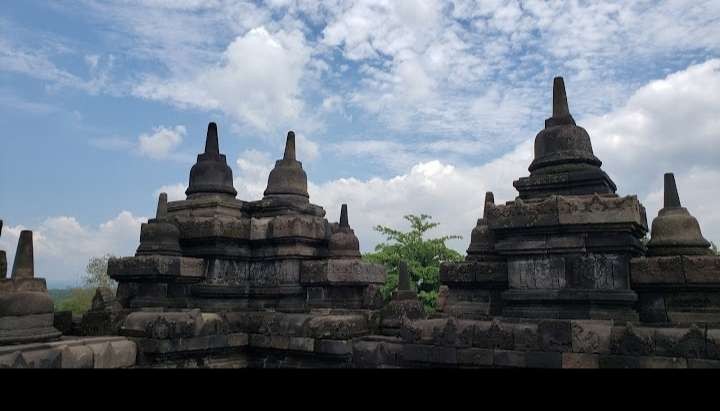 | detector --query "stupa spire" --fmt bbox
[11,230,34,279]
[284,131,296,161]
[204,122,220,155]
[339,204,349,228]
[0,220,6,279]
[398,260,410,291]
[156,192,168,220]
[663,173,681,208]
[185,122,237,199]
[483,192,495,219]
